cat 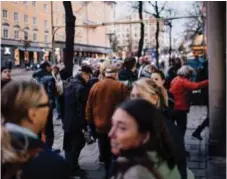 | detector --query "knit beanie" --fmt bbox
[1,66,9,72]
